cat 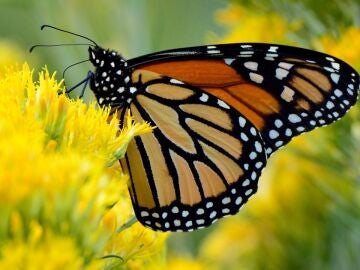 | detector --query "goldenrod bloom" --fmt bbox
[0,64,166,269]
